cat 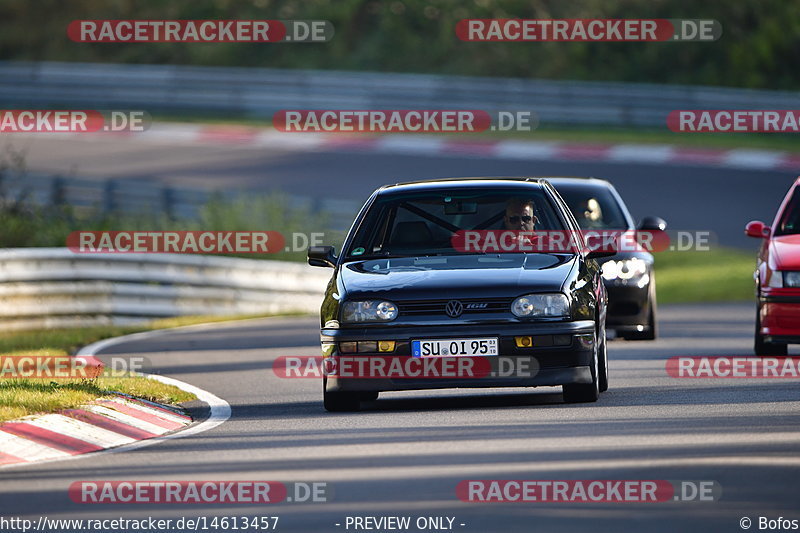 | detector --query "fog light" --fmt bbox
[576,334,595,349]
[339,342,357,354]
[515,336,533,348]
[357,341,378,353]
[378,341,396,352]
